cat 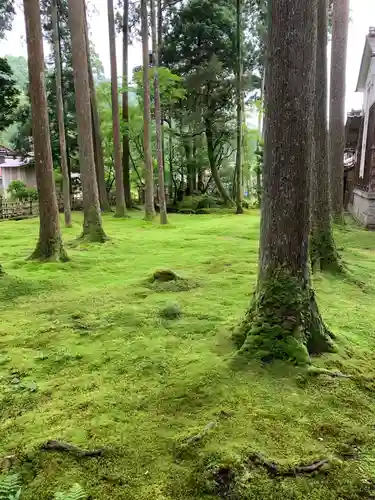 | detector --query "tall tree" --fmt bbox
[67,0,107,241]
[150,0,168,224]
[310,0,342,272]
[107,0,127,217]
[23,0,68,261]
[83,5,111,213]
[122,0,132,208]
[51,0,72,228]
[329,0,349,223]
[141,0,155,220]
[235,0,244,214]
[234,0,333,363]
